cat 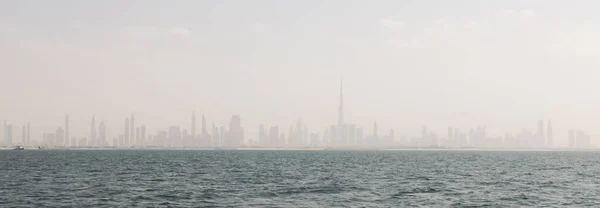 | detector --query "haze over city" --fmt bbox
[2,0,600,148]
[6,1,600,207]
